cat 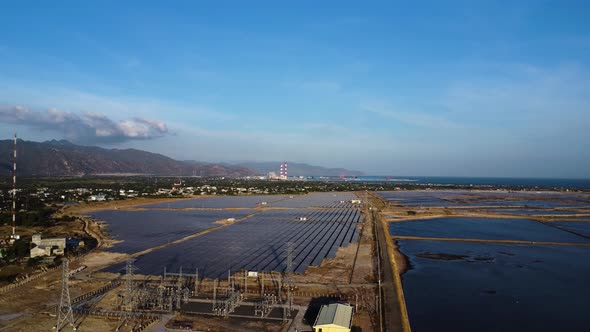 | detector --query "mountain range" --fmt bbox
[0,139,362,177]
